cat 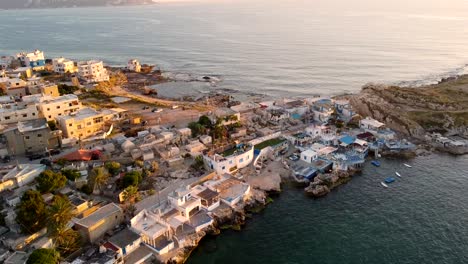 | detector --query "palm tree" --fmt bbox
[90,167,109,193]
[47,196,80,255]
[122,186,140,204]
[48,195,74,227]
